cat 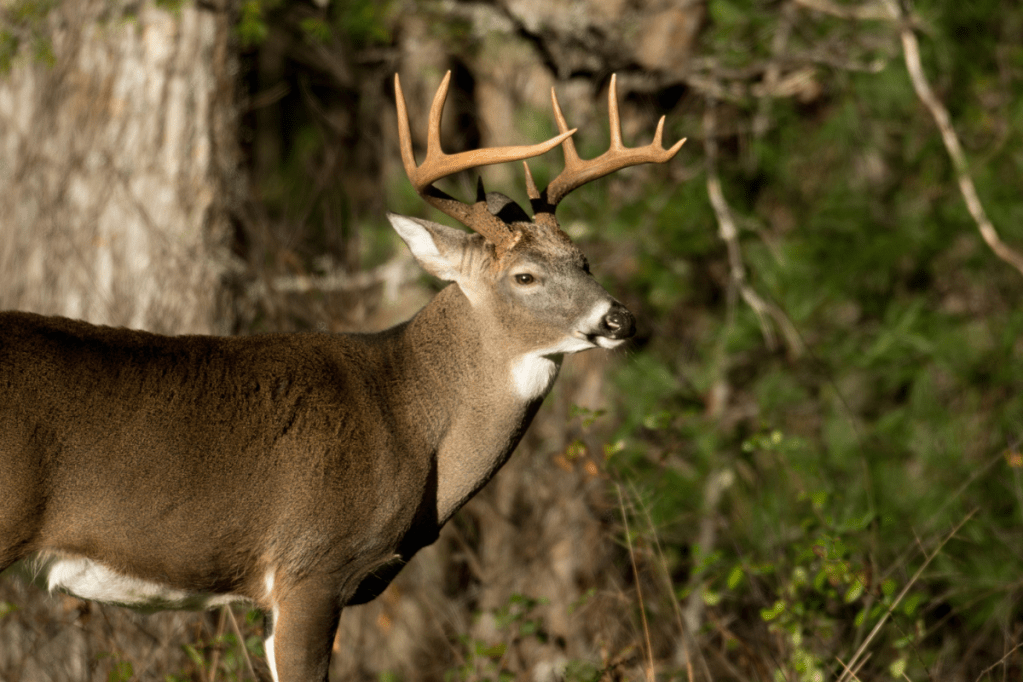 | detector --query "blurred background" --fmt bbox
[1,0,1022,680]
